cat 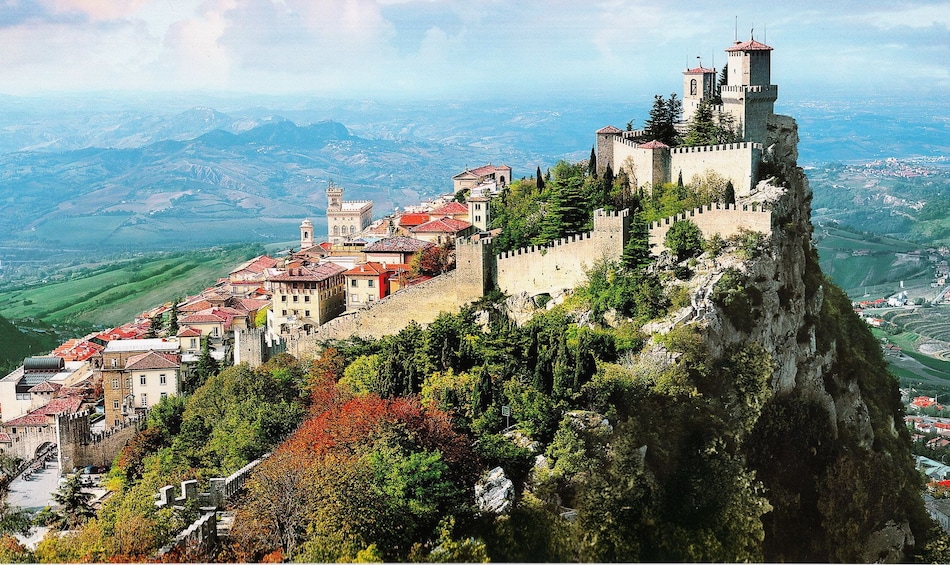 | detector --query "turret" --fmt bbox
[300,219,314,249]
[721,36,778,144]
